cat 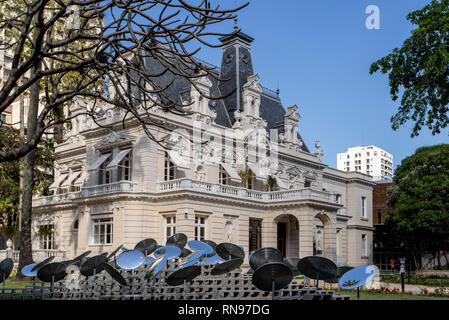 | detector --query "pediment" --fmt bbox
[304,170,318,180]
[95,132,136,150]
[287,166,302,177]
